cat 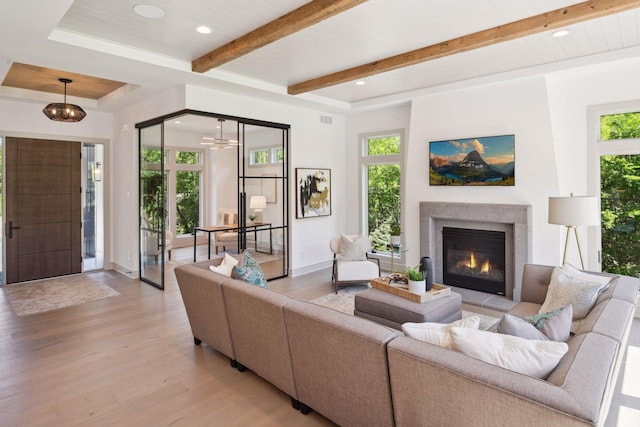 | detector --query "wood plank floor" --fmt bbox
[0,247,638,426]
